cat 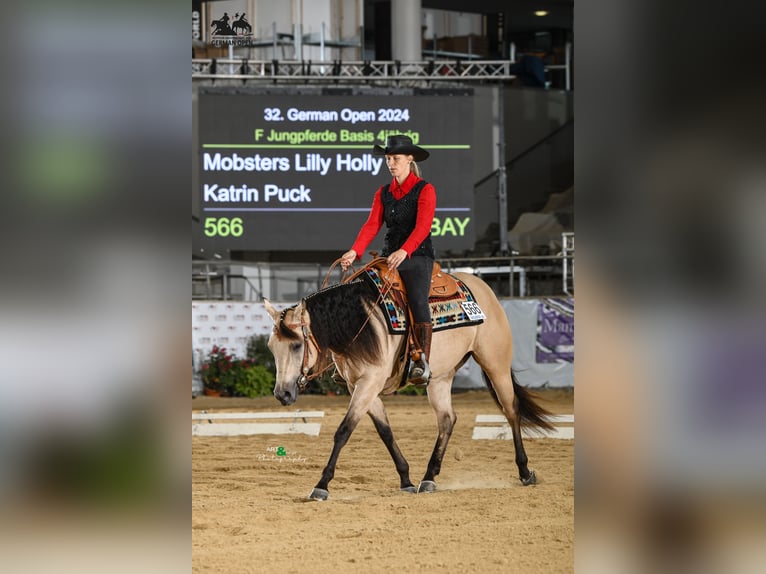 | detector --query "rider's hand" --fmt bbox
[340,249,357,270]
[386,249,408,270]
